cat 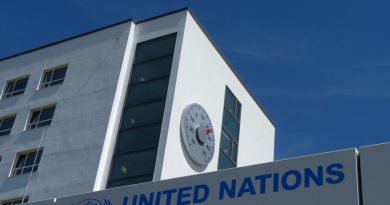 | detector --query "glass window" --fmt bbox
[0,115,16,136]
[1,197,29,205]
[134,35,176,63]
[2,77,28,99]
[131,56,173,84]
[222,108,240,139]
[108,33,177,189]
[40,66,67,88]
[220,131,232,157]
[218,87,241,170]
[115,123,161,154]
[218,150,235,170]
[12,149,43,176]
[27,106,56,130]
[121,100,165,130]
[107,174,153,189]
[125,77,169,107]
[109,149,157,181]
[224,88,236,115]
